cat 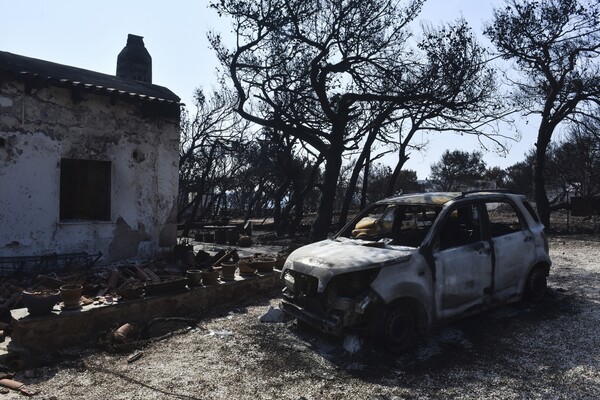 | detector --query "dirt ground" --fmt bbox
[2,234,599,400]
